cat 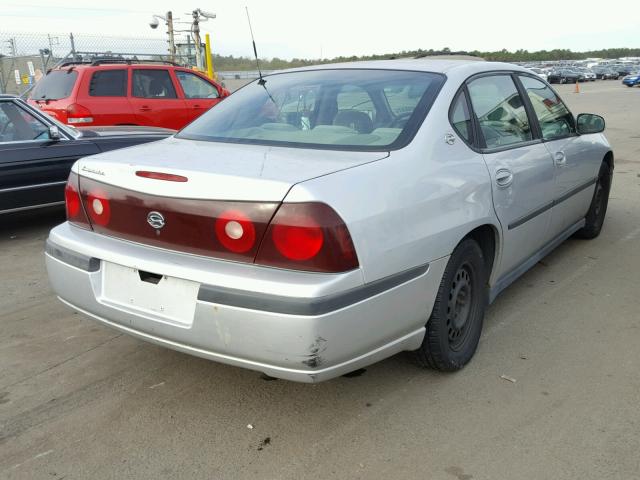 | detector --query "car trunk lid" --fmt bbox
[76,136,388,202]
